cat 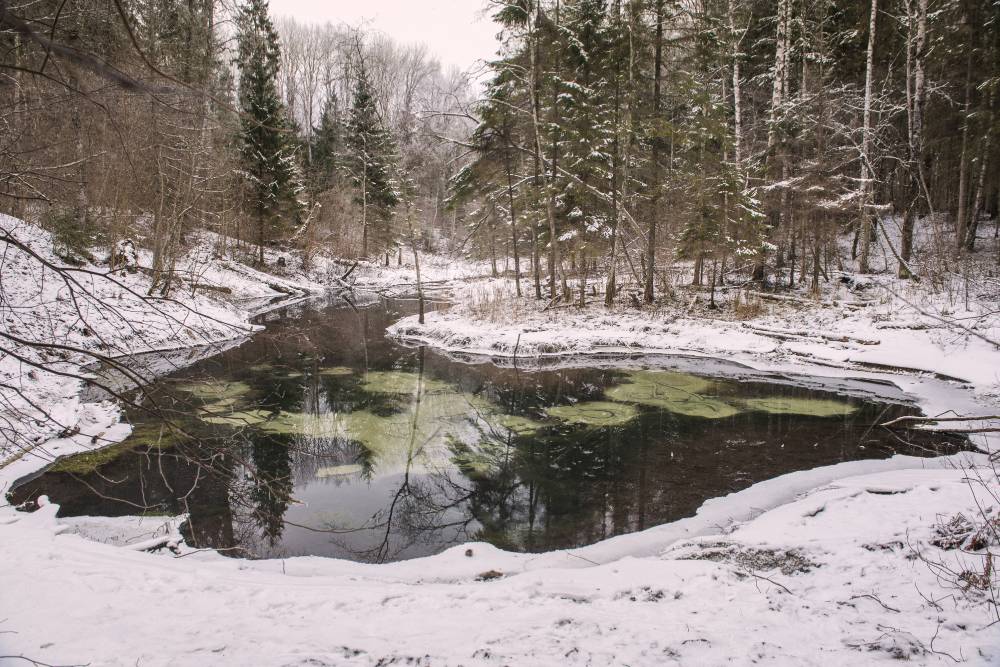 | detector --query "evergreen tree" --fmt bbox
[311,93,343,184]
[235,0,302,265]
[559,0,615,247]
[343,61,400,257]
